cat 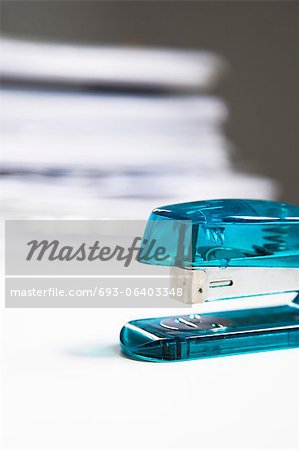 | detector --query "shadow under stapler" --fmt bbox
[66,343,121,359]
